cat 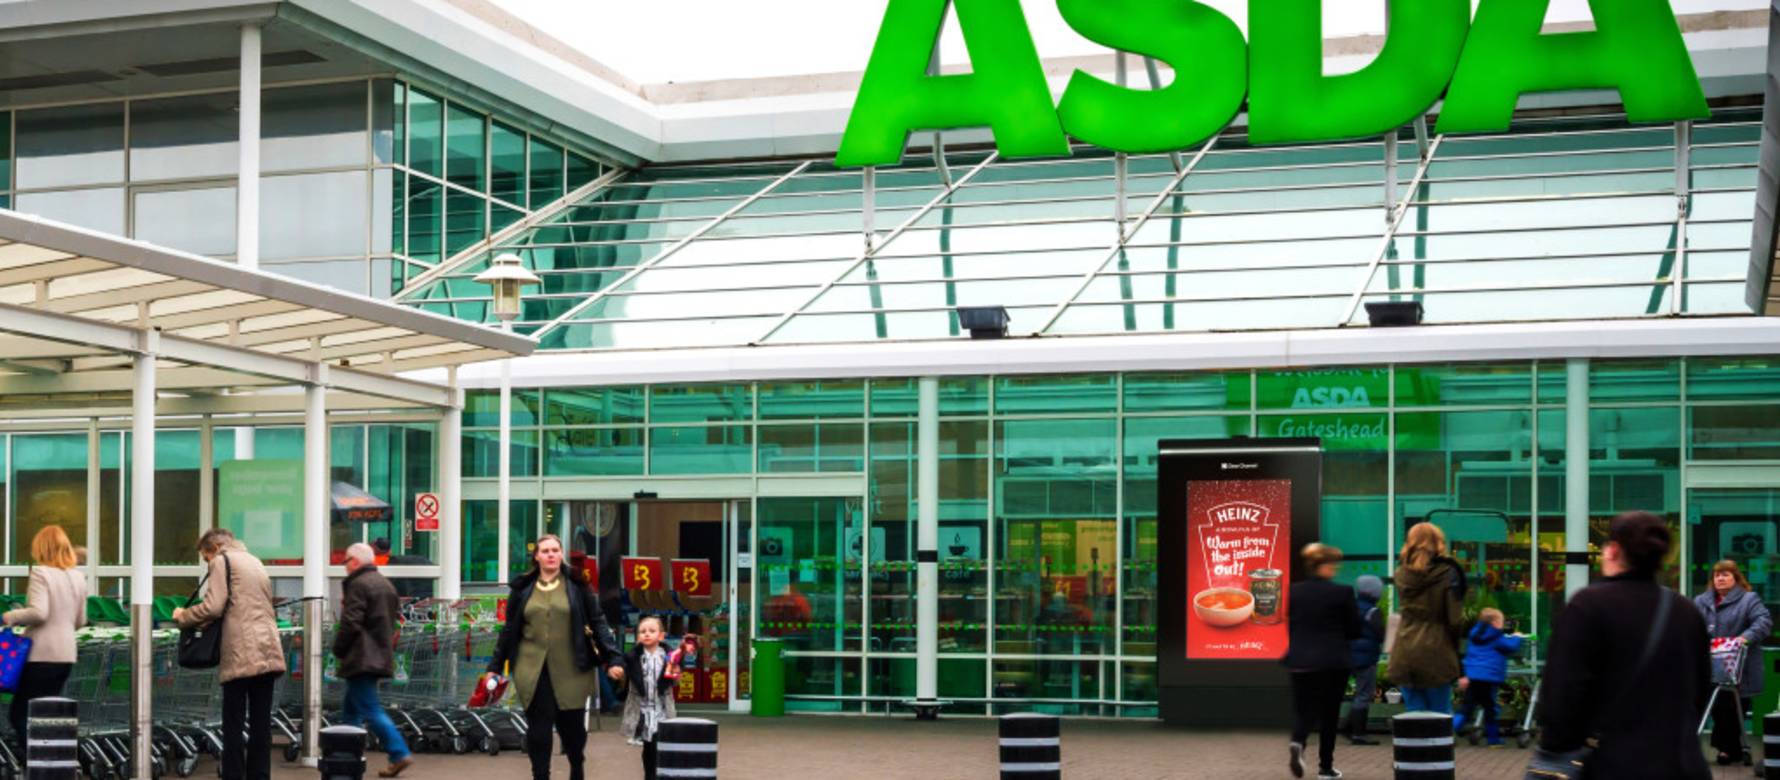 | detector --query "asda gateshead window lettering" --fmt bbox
[836,0,1709,167]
